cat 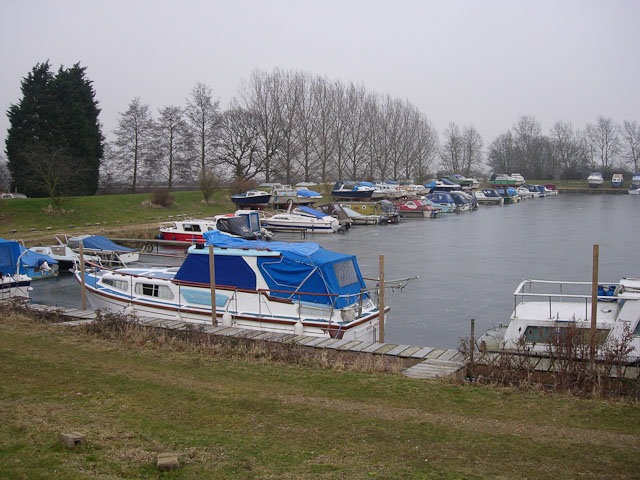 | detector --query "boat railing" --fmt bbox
[513,279,622,319]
